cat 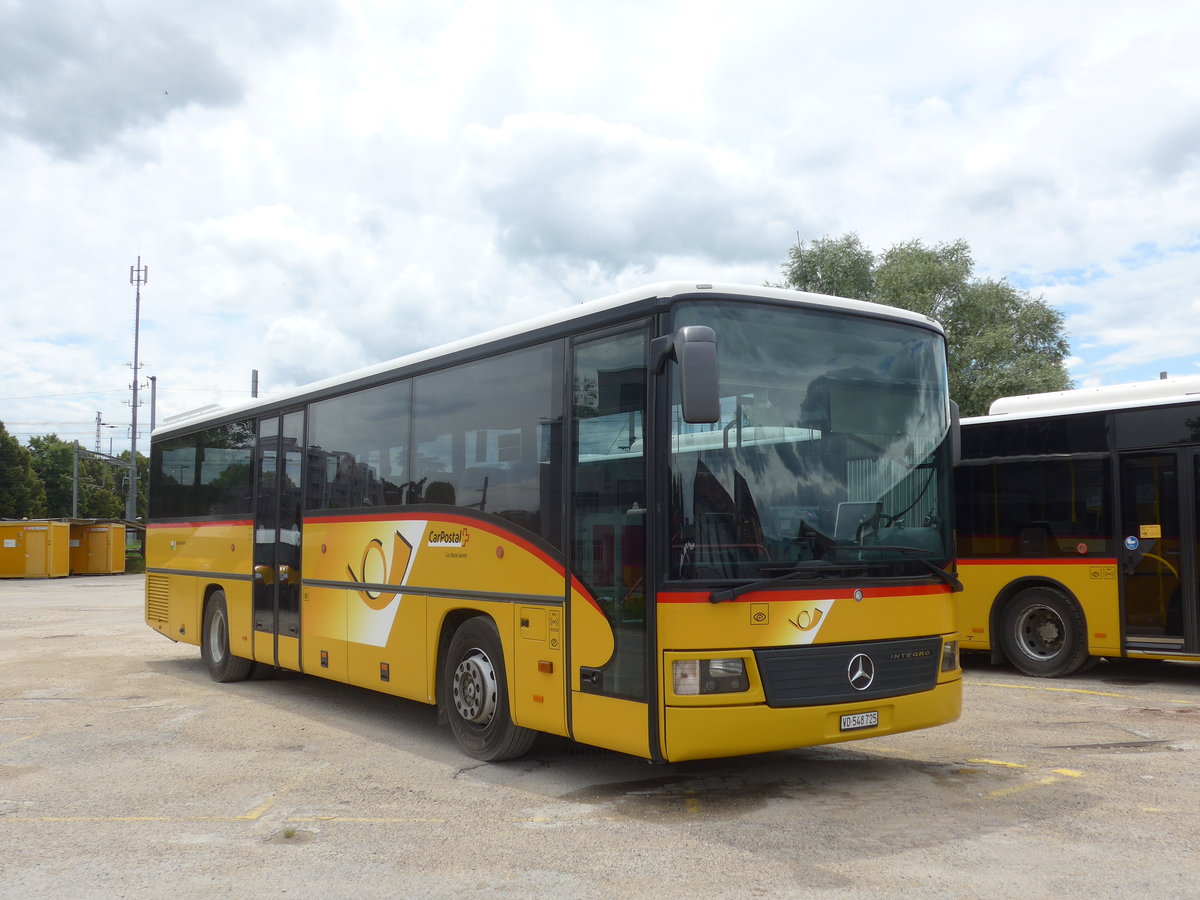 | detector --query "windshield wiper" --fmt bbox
[707,547,962,603]
[858,544,963,592]
[708,561,878,604]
